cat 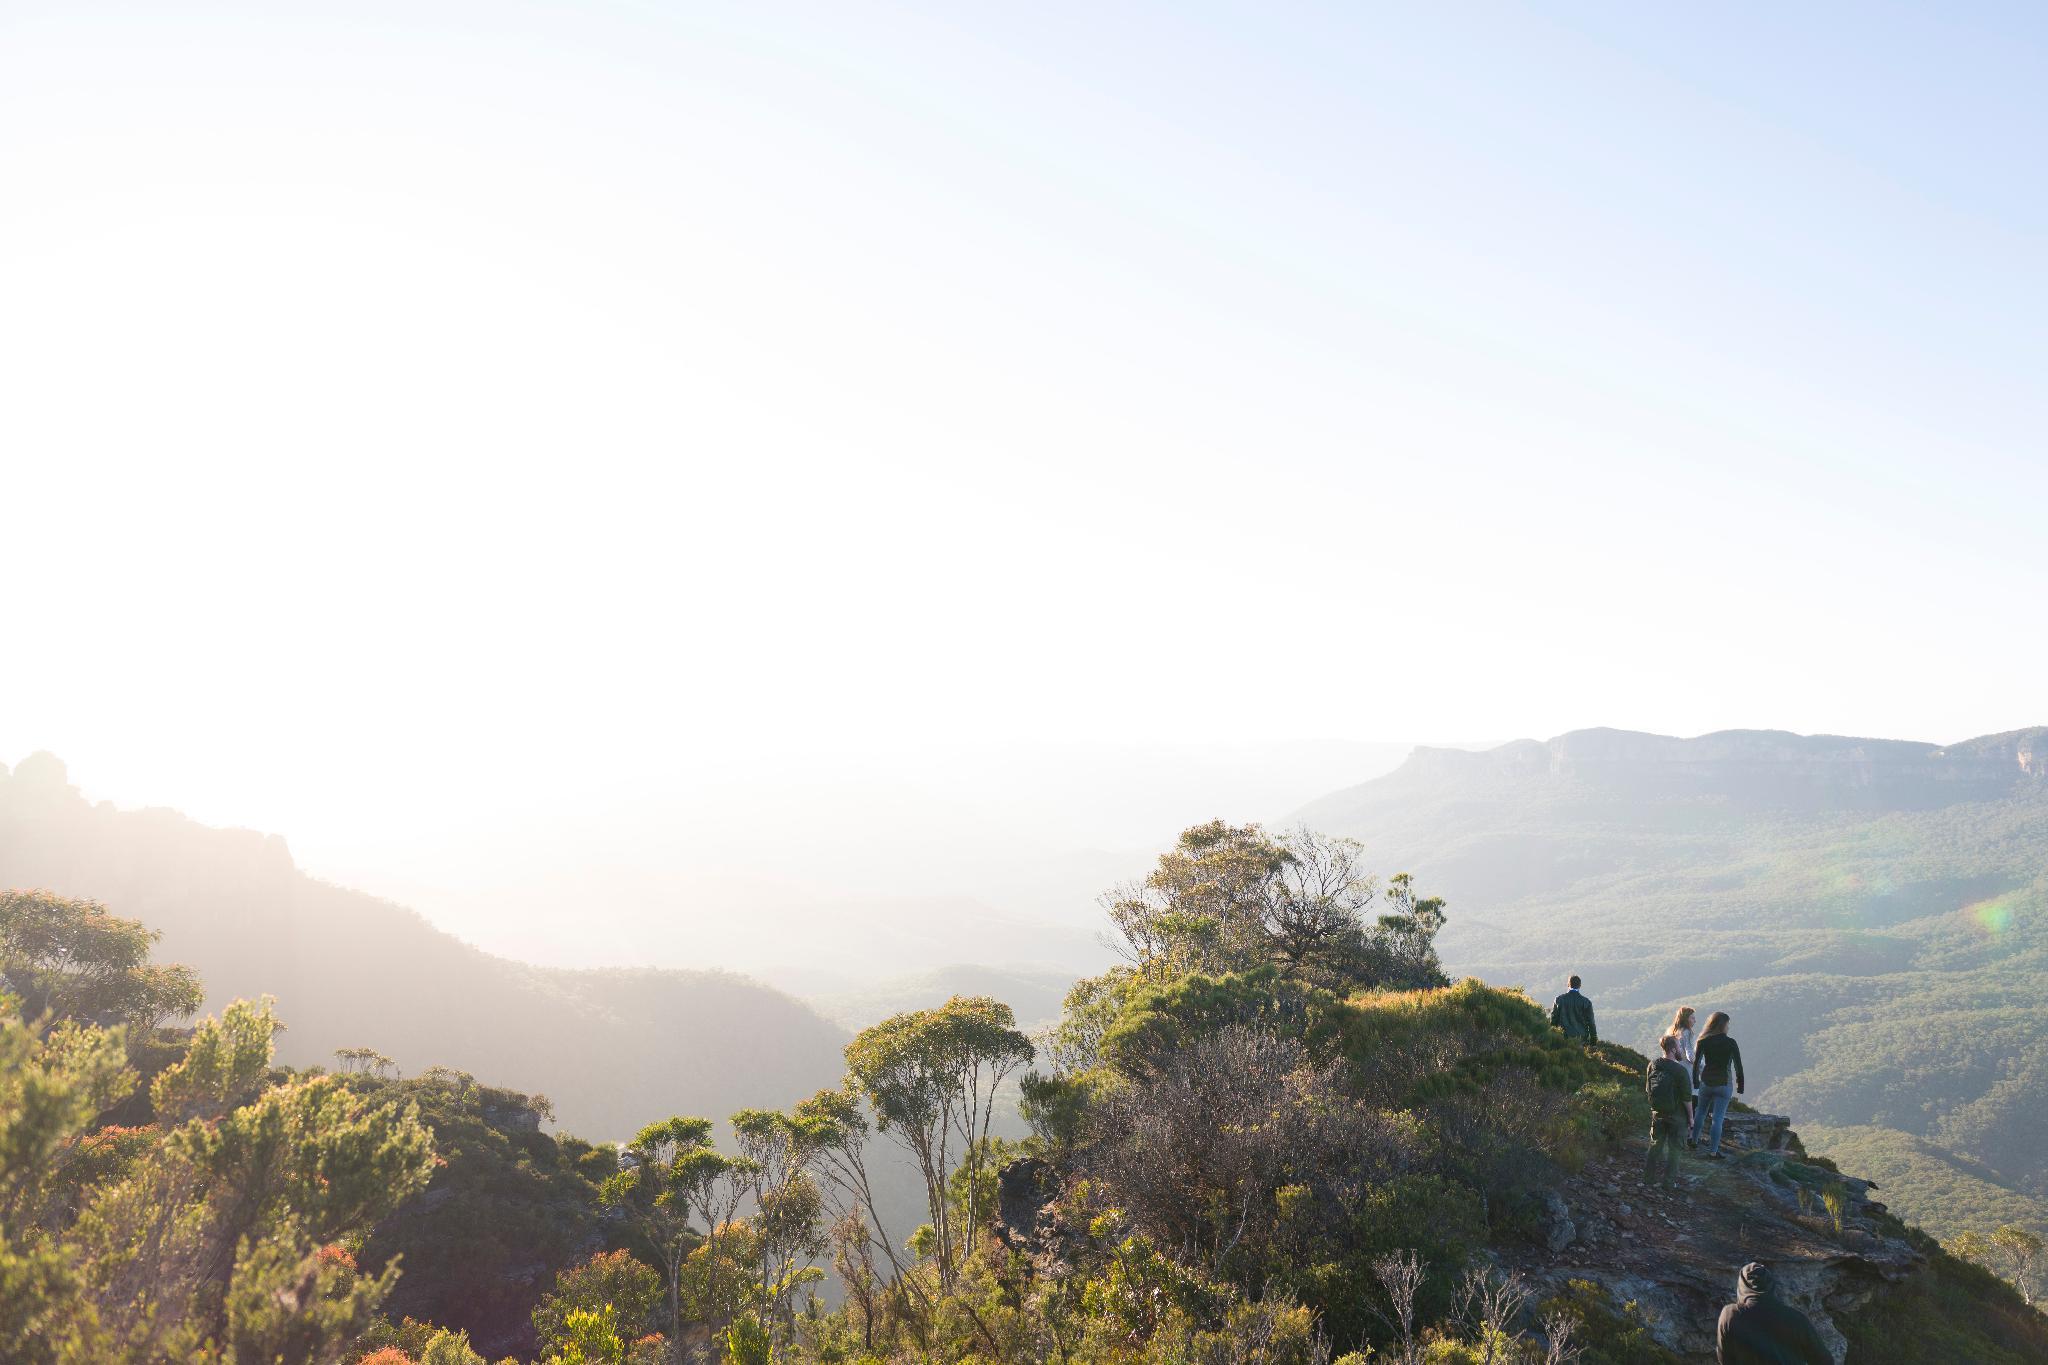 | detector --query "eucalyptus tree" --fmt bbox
[791,1086,911,1347]
[1101,822,1447,991]
[602,1116,756,1362]
[843,995,1033,1289]
[730,1107,828,1339]
[0,889,203,1035]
